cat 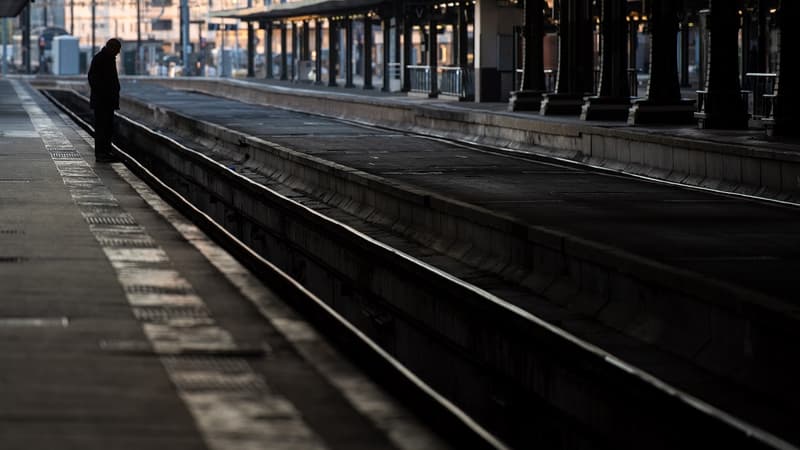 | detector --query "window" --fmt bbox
[151,19,172,31]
